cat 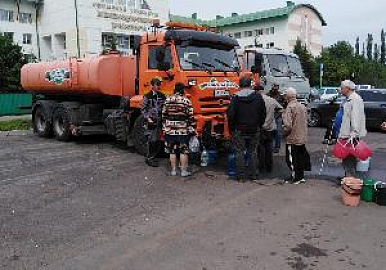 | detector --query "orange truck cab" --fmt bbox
[21,22,241,155]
